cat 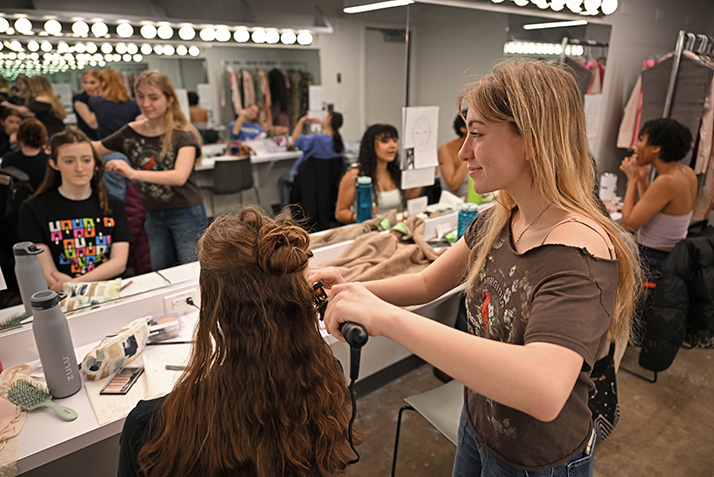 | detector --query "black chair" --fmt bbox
[206,156,260,218]
[289,156,345,232]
